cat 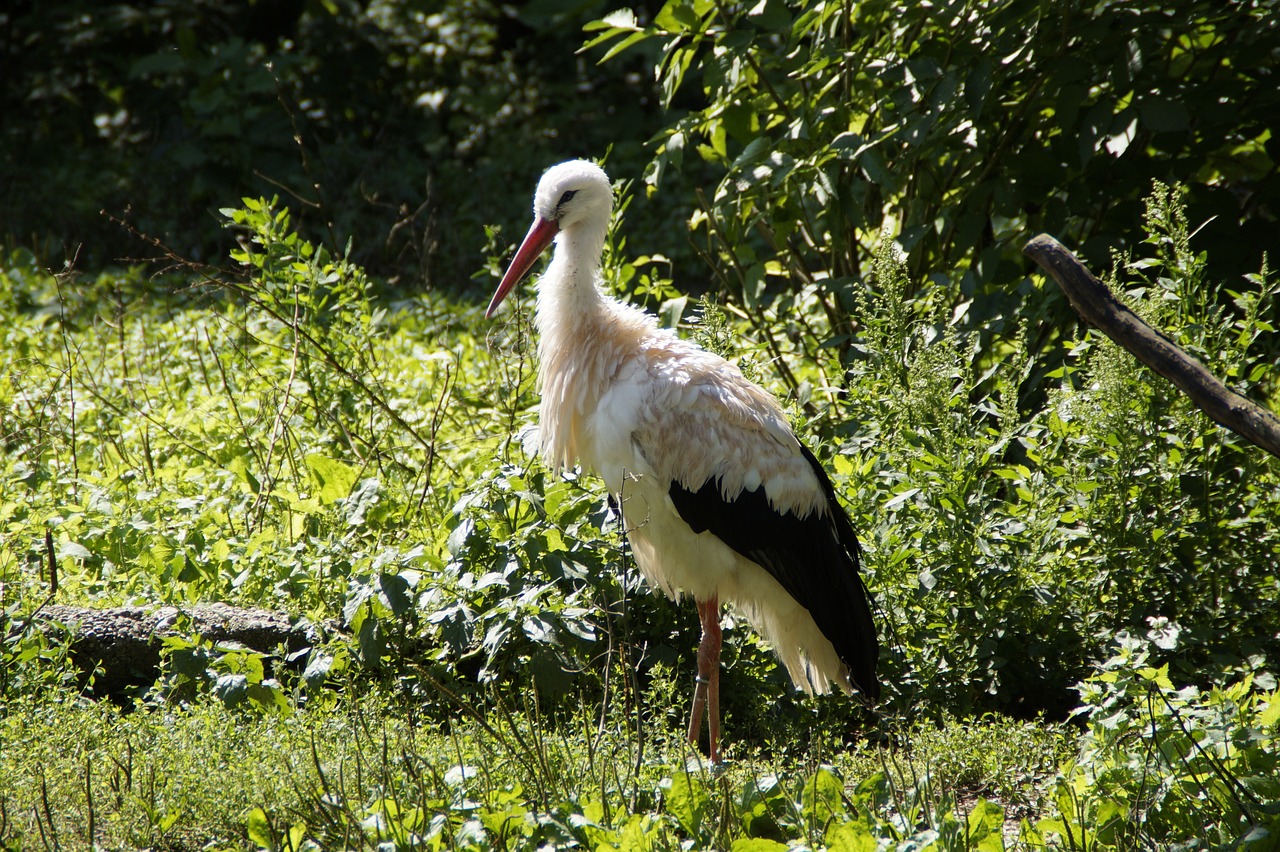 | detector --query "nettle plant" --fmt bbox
[714,182,1280,720]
